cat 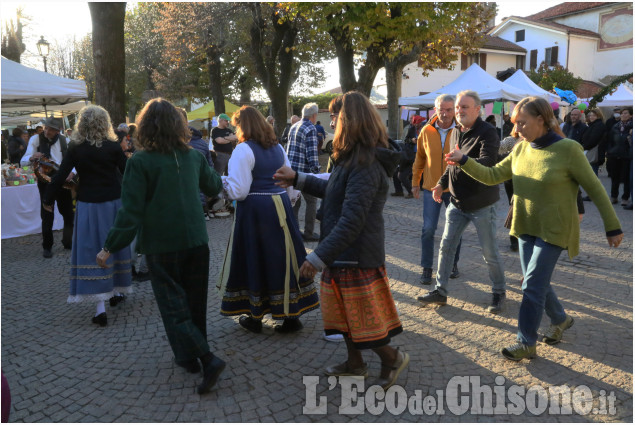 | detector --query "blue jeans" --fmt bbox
[517,235,566,346]
[421,190,461,269]
[435,203,506,296]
